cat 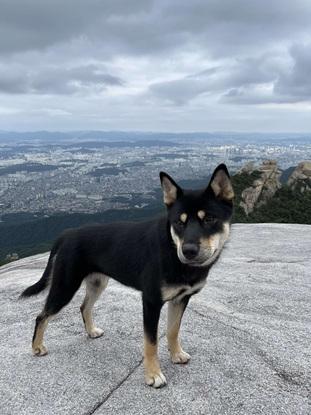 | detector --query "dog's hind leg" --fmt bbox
[32,312,52,356]
[32,264,83,356]
[80,273,109,338]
